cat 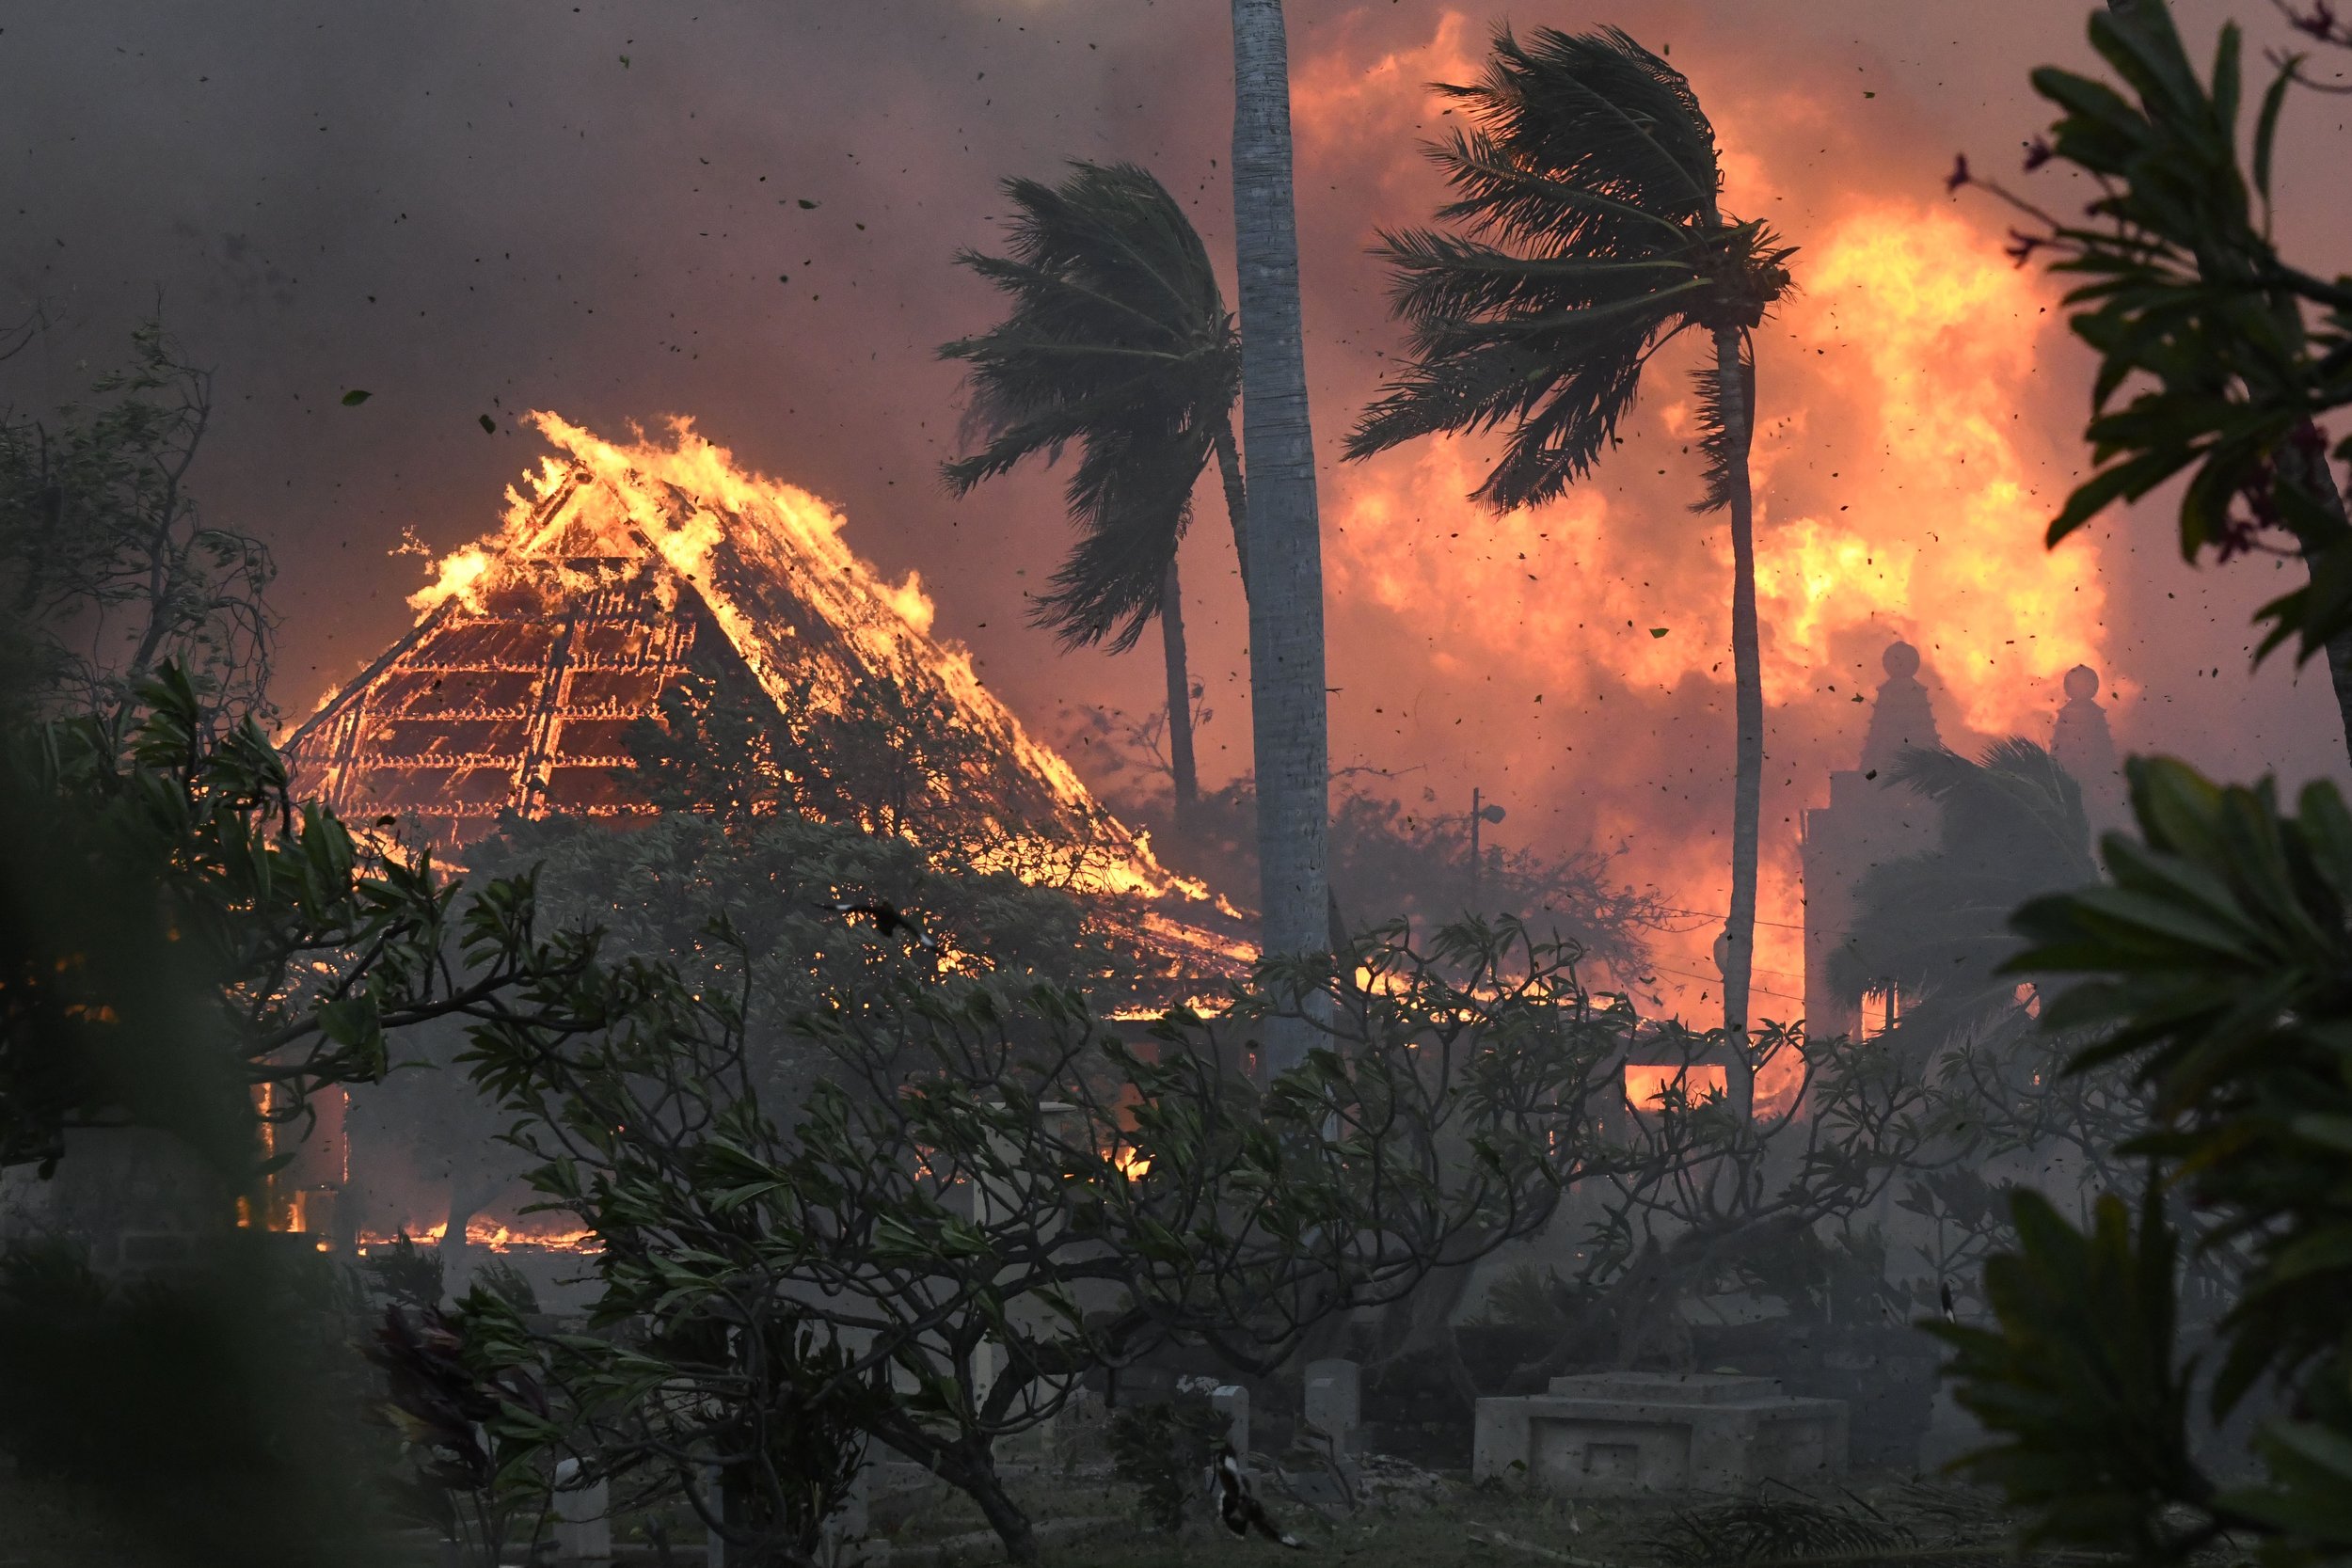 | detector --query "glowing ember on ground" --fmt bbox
[356,1219,601,1255]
